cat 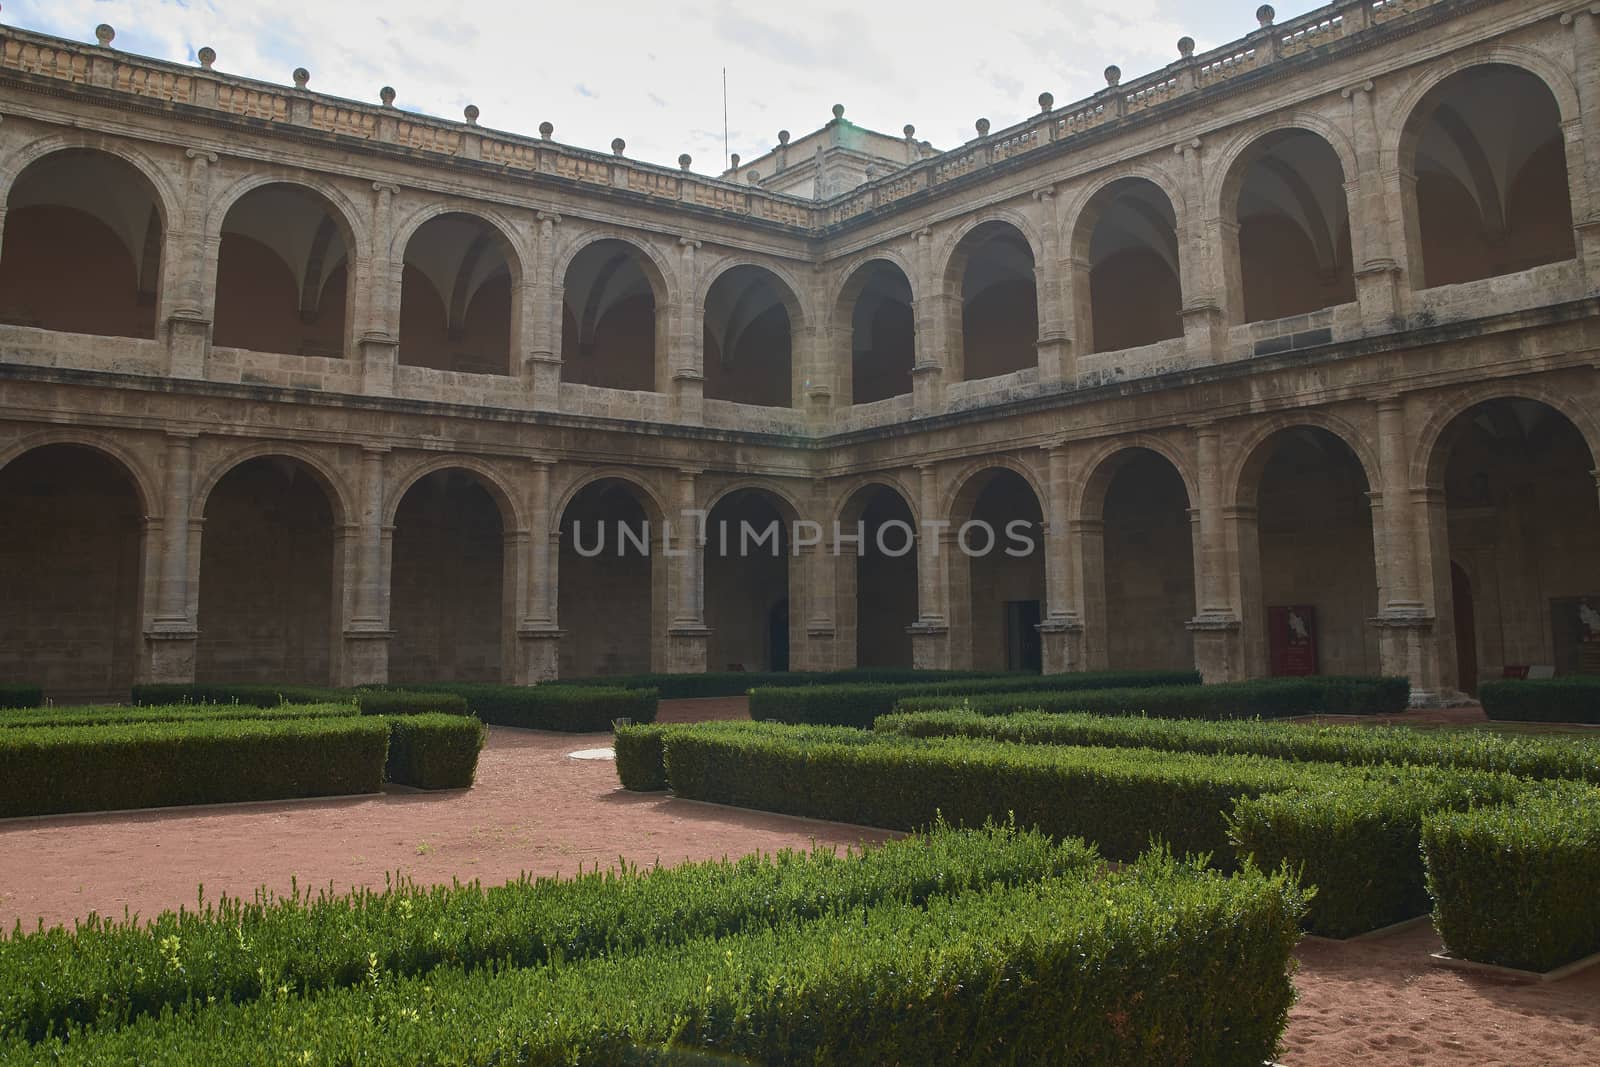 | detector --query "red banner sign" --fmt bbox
[1268,605,1318,677]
